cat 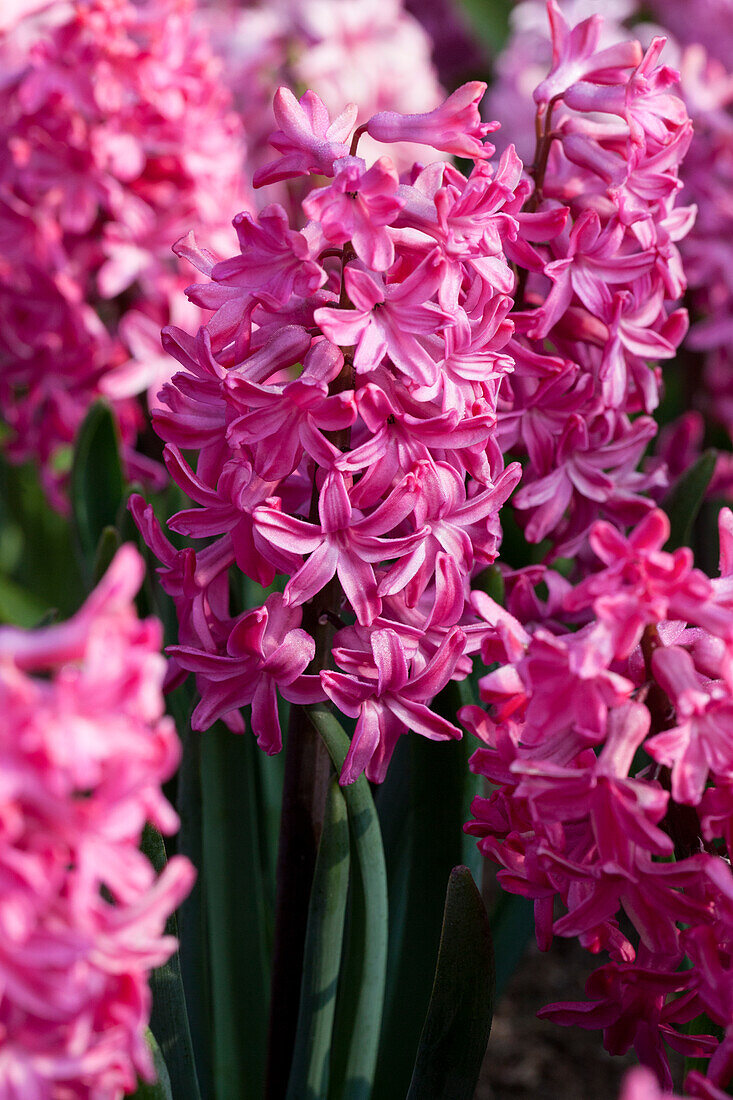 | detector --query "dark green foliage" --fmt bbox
[406,866,495,1100]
